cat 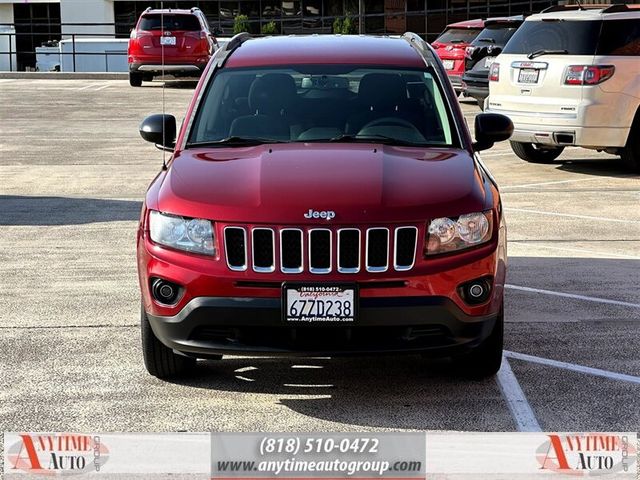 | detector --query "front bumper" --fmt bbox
[147,295,499,357]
